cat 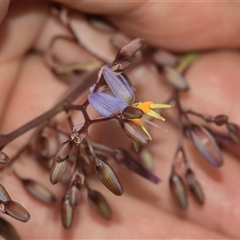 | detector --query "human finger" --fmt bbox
[53,1,240,51]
